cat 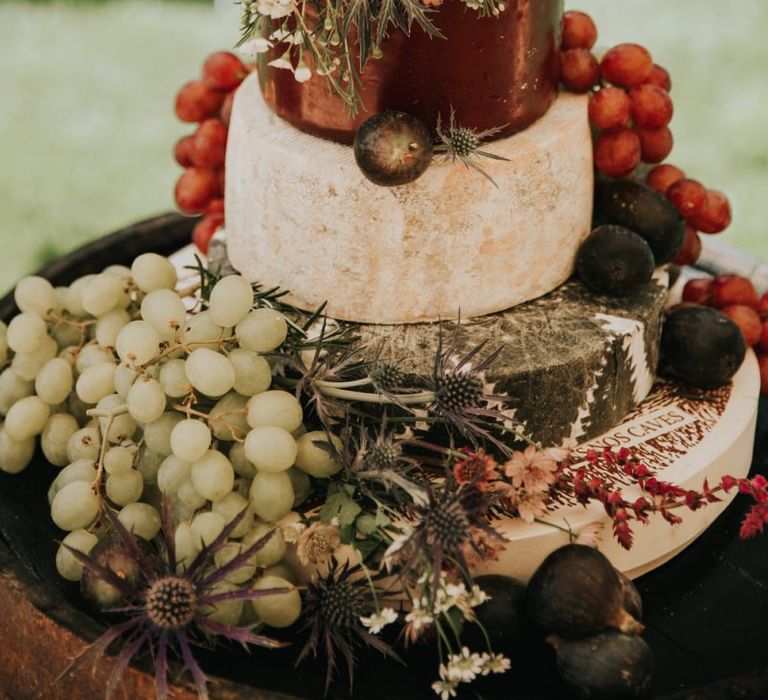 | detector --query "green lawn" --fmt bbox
[0,0,766,295]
